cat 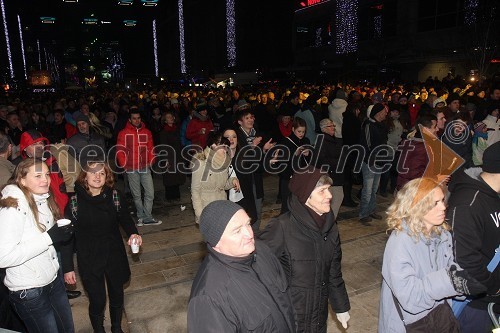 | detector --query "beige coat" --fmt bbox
[191,147,236,222]
[49,143,82,193]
